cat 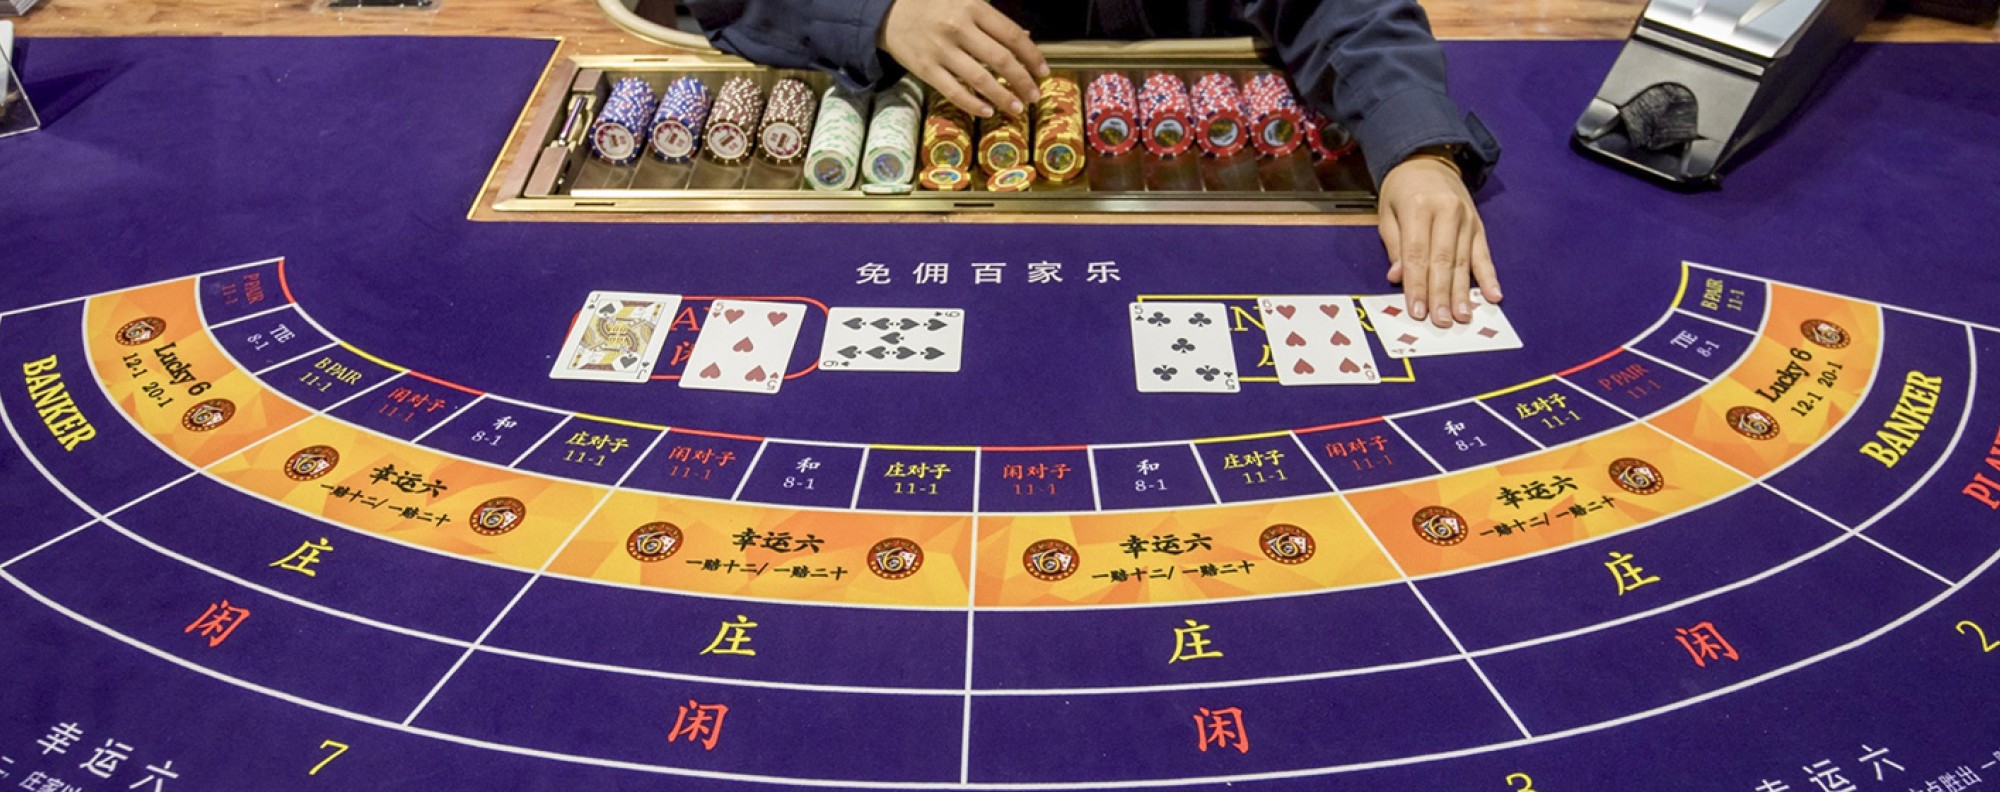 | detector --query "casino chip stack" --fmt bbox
[920,93,974,190]
[704,76,764,164]
[1189,72,1248,157]
[649,76,711,163]
[1137,72,1193,158]
[862,77,922,188]
[977,112,1029,175]
[590,77,659,166]
[978,103,1035,191]
[1242,73,1306,157]
[758,78,818,164]
[1032,75,1084,182]
[1085,73,1138,156]
[805,87,868,191]
[1304,110,1357,163]
[923,93,974,171]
